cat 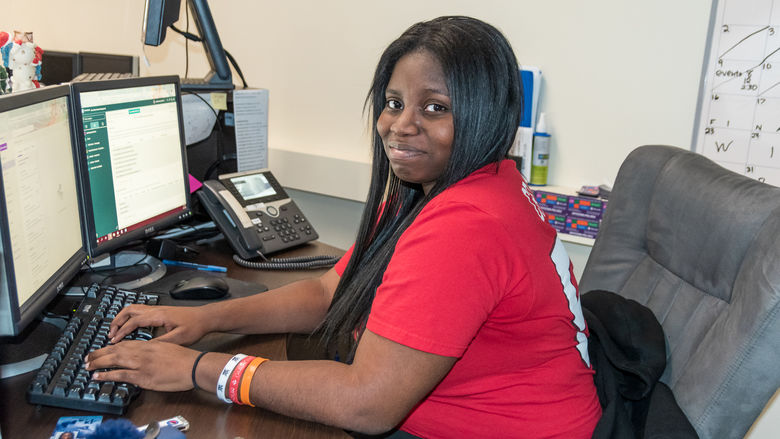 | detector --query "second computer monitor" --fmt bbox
[0,85,86,336]
[70,76,192,259]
